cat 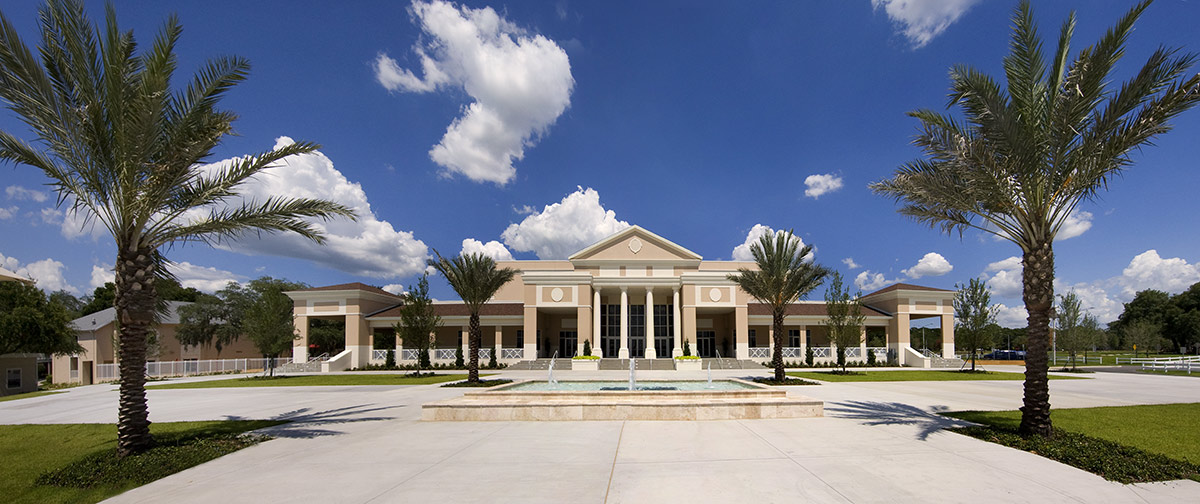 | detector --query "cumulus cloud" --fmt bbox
[1055,282,1123,325]
[994,303,1028,328]
[855,270,901,292]
[381,284,407,295]
[90,265,114,290]
[902,252,953,279]
[0,252,77,294]
[460,238,514,261]
[1117,249,1200,299]
[0,206,16,219]
[731,224,814,262]
[1057,209,1093,241]
[803,174,843,199]
[171,262,246,293]
[873,0,981,48]
[501,186,629,259]
[375,0,574,185]
[981,256,1023,298]
[842,257,861,270]
[5,185,47,202]
[192,136,429,279]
